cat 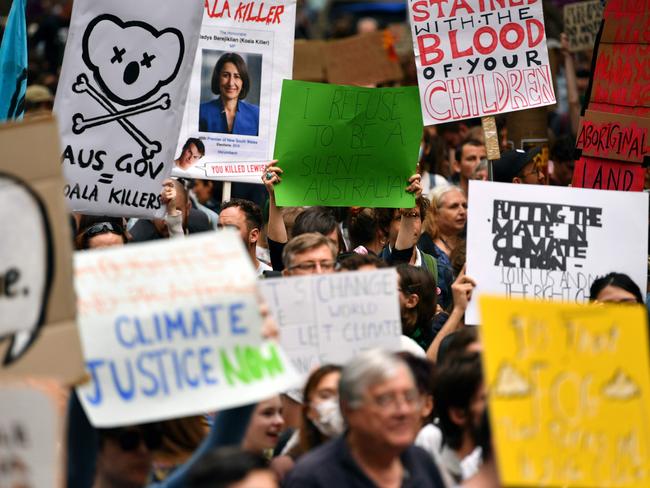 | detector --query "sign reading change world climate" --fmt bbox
[408,0,556,125]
